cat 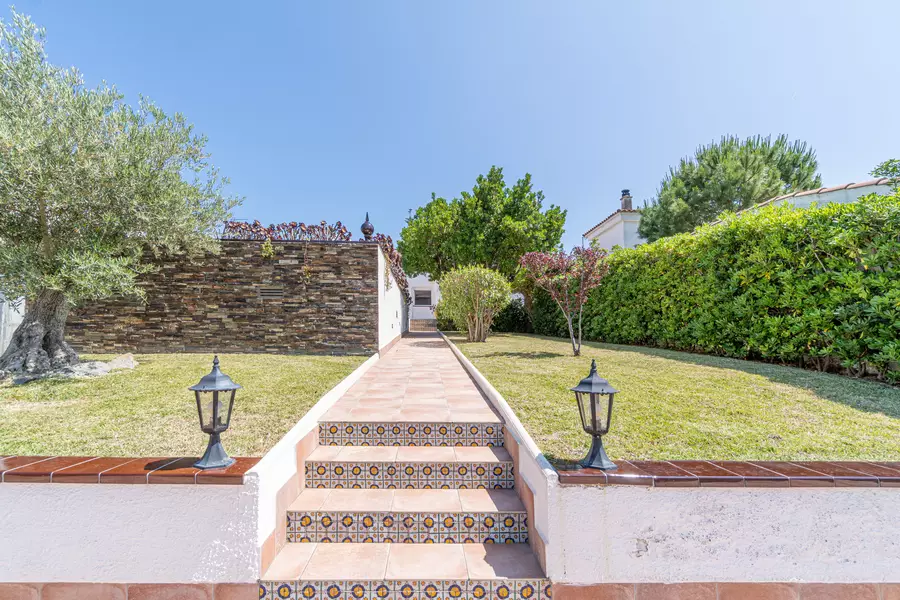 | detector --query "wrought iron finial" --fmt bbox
[361,212,374,241]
